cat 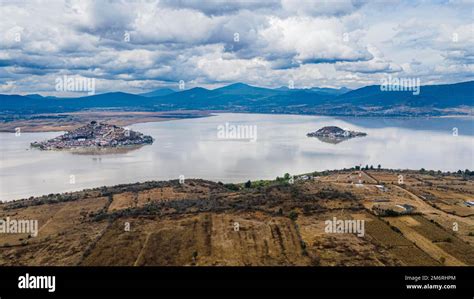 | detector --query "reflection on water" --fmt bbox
[70,145,146,155]
[314,136,364,144]
[0,113,473,201]
[339,116,474,136]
